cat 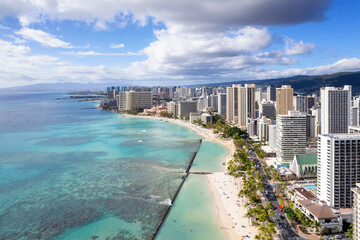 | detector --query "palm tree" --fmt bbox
[313,220,321,235]
[268,209,275,218]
